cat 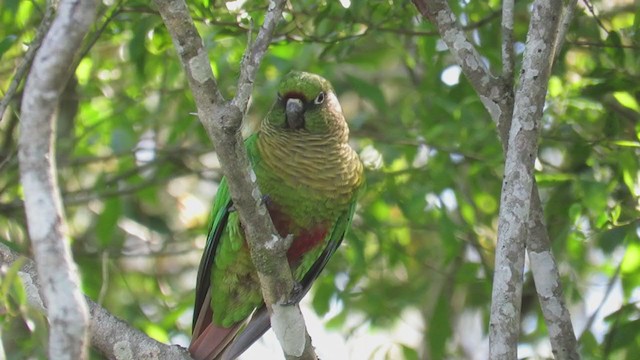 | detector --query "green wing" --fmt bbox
[192,175,232,331]
[192,134,260,331]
